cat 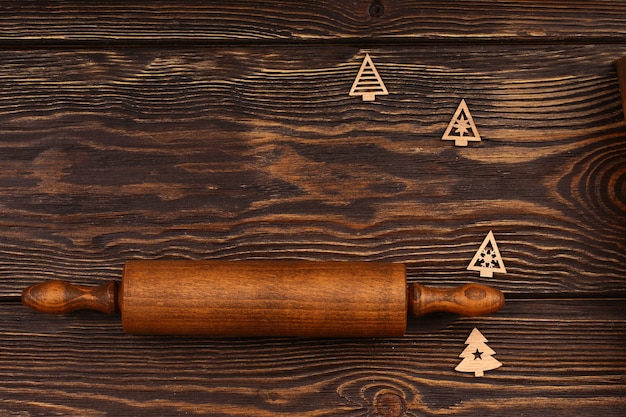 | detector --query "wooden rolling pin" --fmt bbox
[21,260,504,337]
